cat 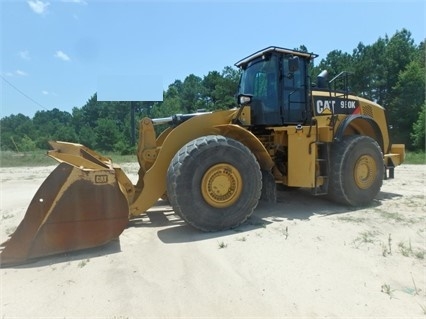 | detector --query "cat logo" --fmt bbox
[314,97,358,115]
[316,99,335,114]
[95,175,108,183]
